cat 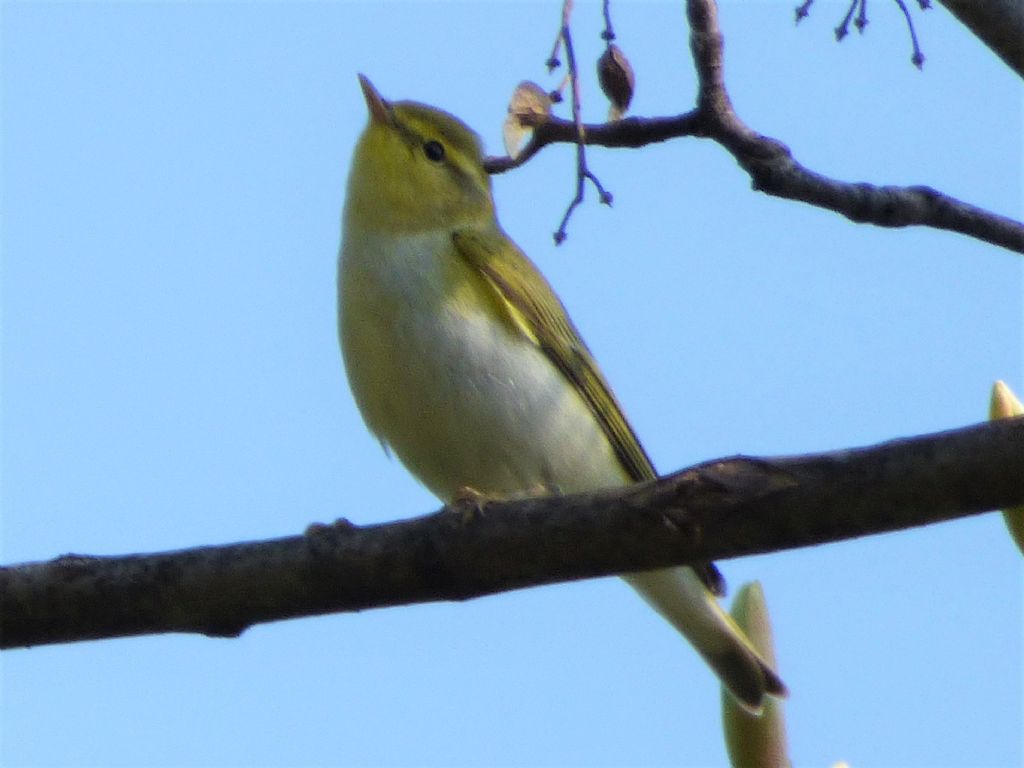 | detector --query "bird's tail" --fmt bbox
[623,567,786,713]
